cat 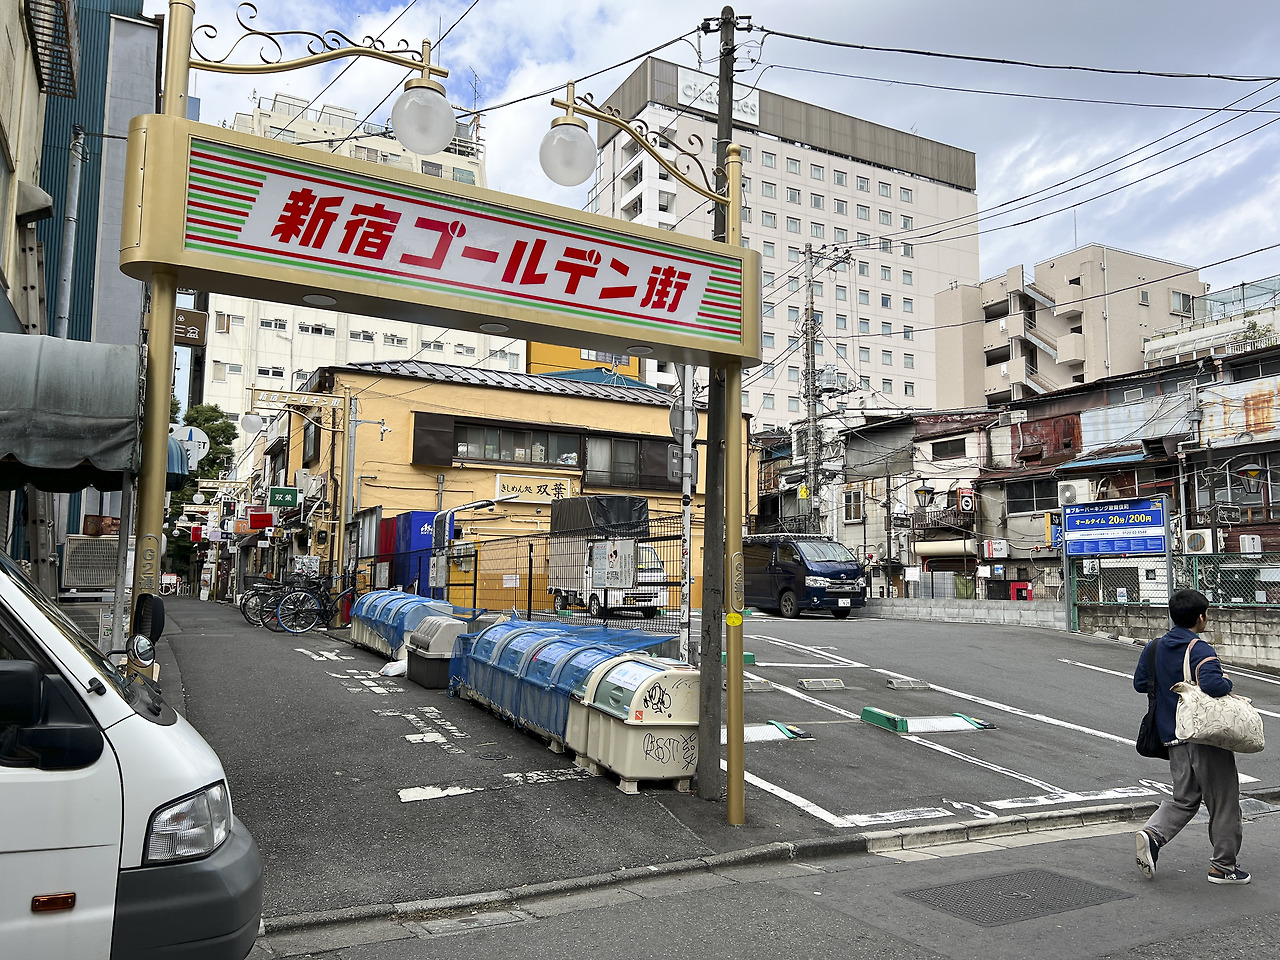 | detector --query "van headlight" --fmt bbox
[144,782,231,863]
[804,576,829,587]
